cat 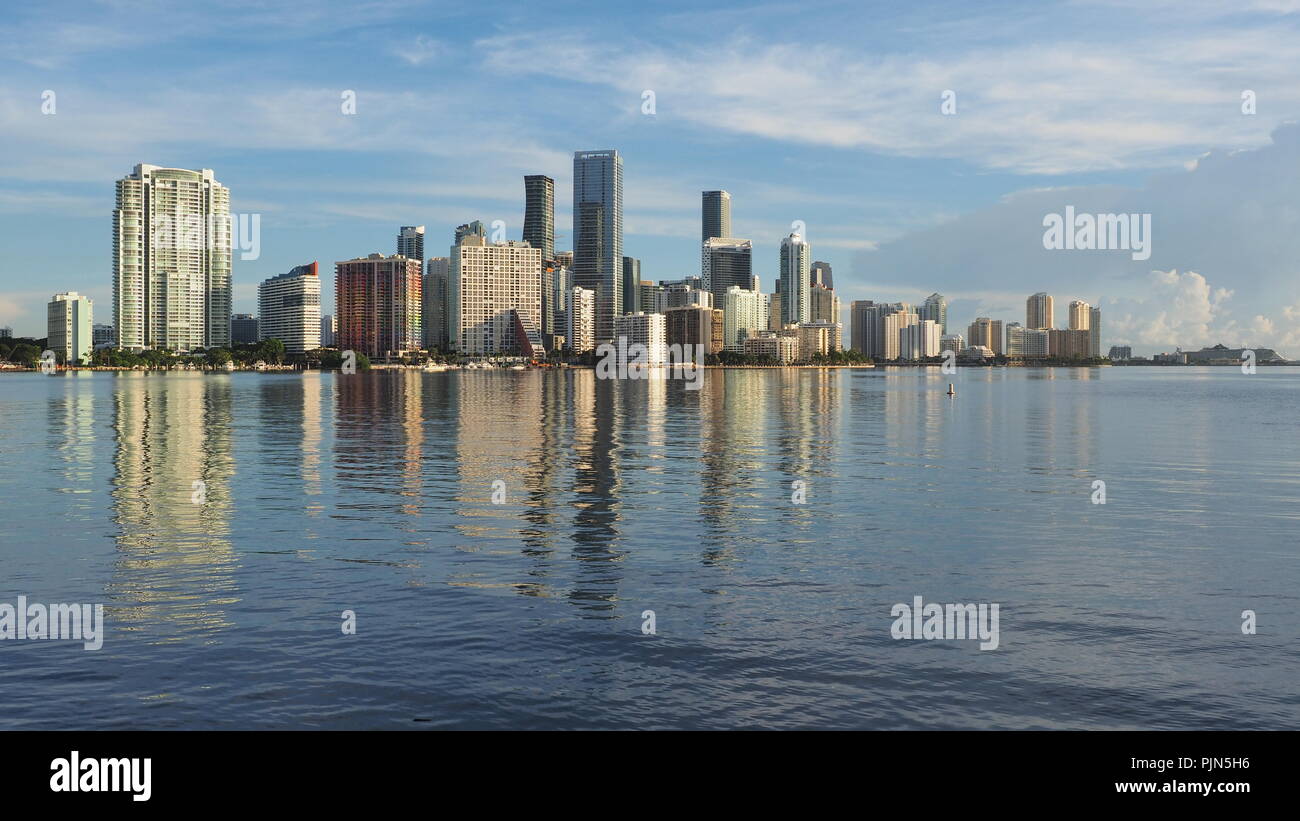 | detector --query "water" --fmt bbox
[0,367,1297,729]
